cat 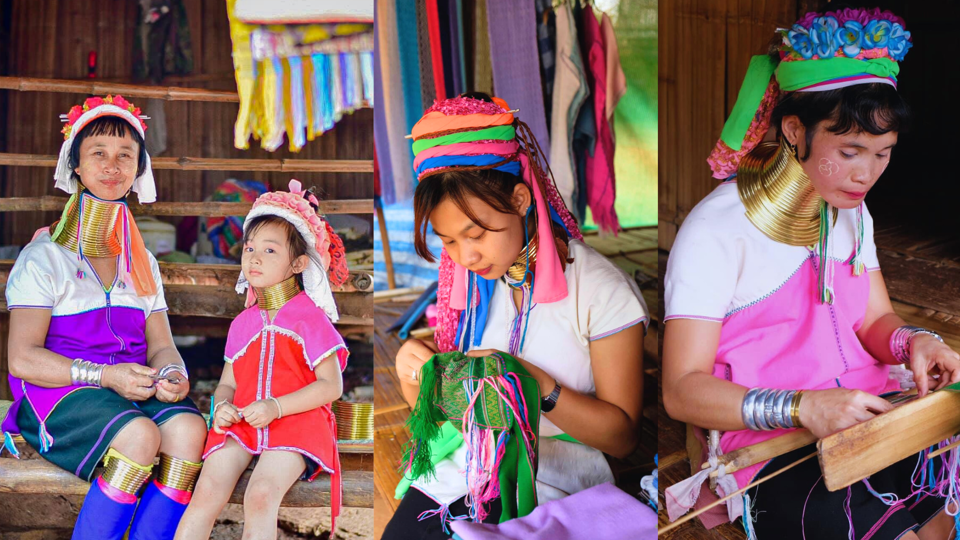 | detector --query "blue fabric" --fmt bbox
[71,479,139,540]
[129,481,189,540]
[395,0,424,134]
[373,200,441,290]
[415,155,521,177]
[373,17,396,204]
